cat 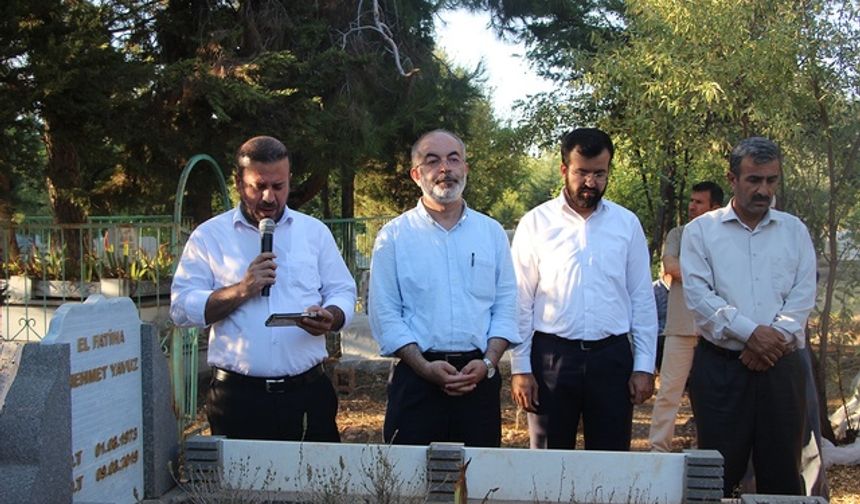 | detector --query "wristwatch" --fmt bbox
[482,357,496,379]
